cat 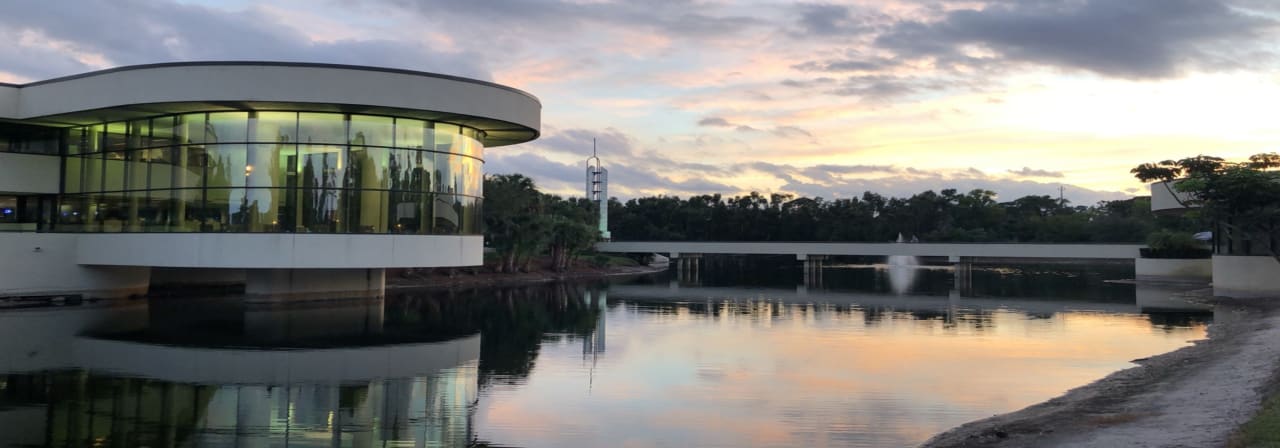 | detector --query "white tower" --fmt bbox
[585,140,611,241]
